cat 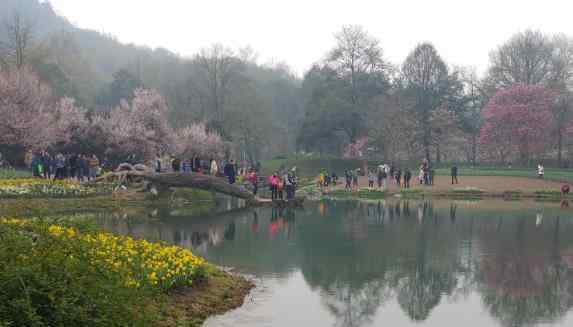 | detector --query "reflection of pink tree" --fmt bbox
[343,137,368,158]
